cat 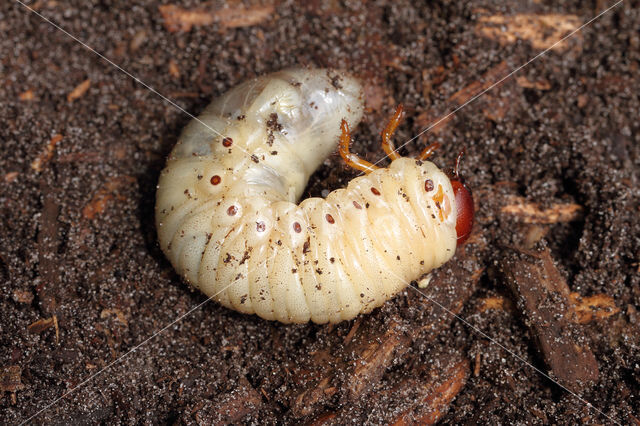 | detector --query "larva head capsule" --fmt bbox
[449,150,474,244]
